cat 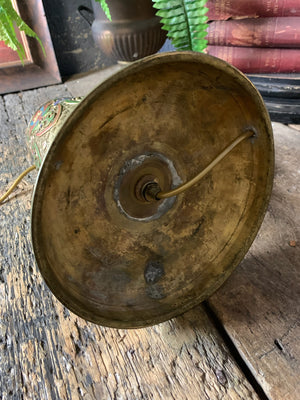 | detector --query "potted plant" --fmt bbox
[0,0,209,62]
[88,0,208,59]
